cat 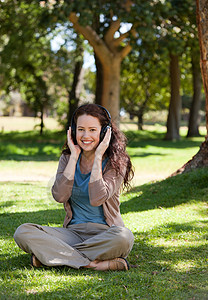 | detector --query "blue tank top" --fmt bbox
[69,155,108,225]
